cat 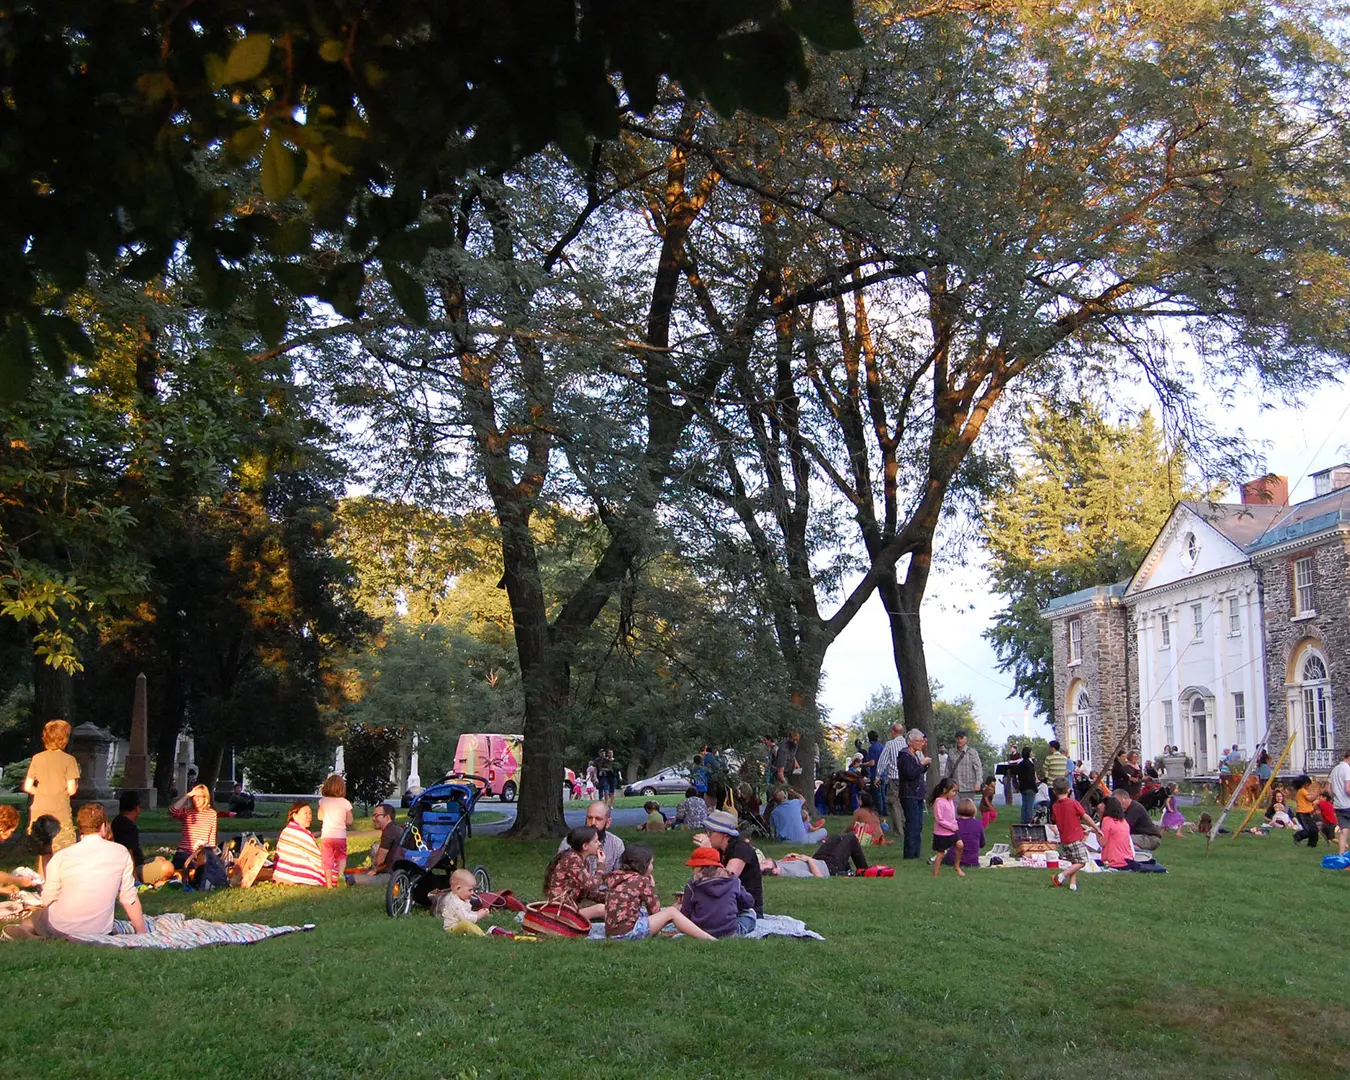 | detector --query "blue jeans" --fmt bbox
[900,797,924,859]
[734,913,757,936]
[1021,790,1036,824]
